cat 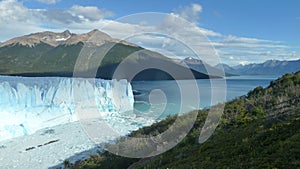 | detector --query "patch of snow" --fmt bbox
[56,35,71,42]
